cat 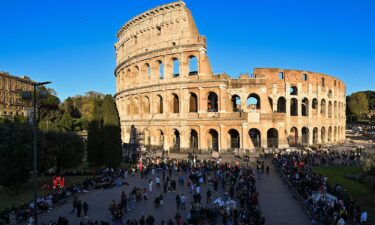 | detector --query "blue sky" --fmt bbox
[0,0,374,101]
